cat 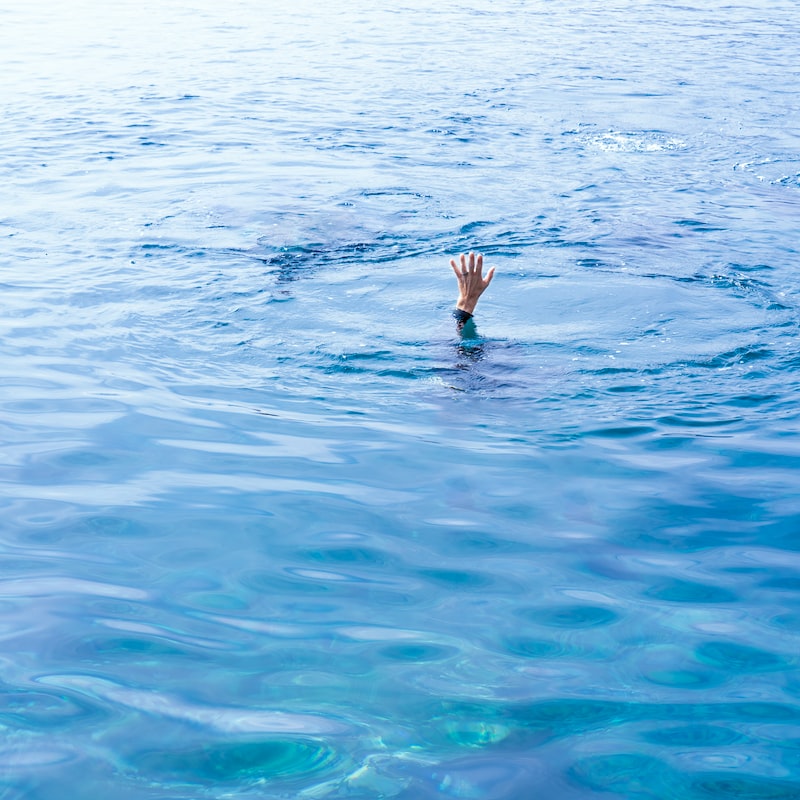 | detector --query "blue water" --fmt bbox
[2,0,800,797]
